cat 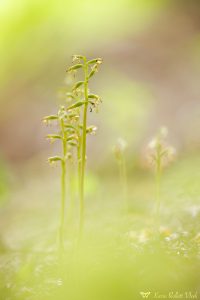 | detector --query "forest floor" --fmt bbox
[0,153,200,300]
